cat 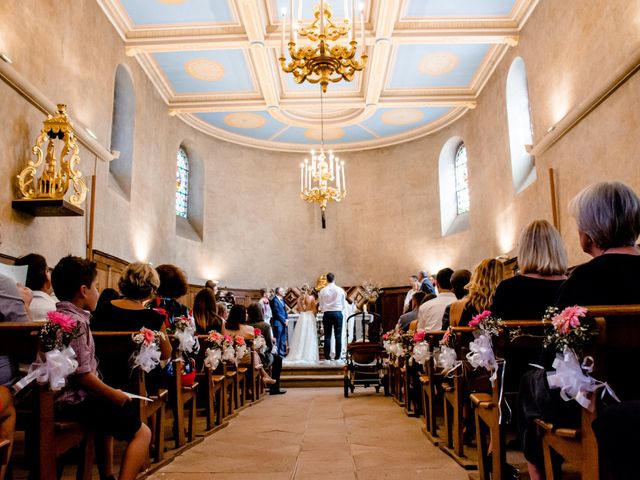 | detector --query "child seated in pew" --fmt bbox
[51,256,151,480]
